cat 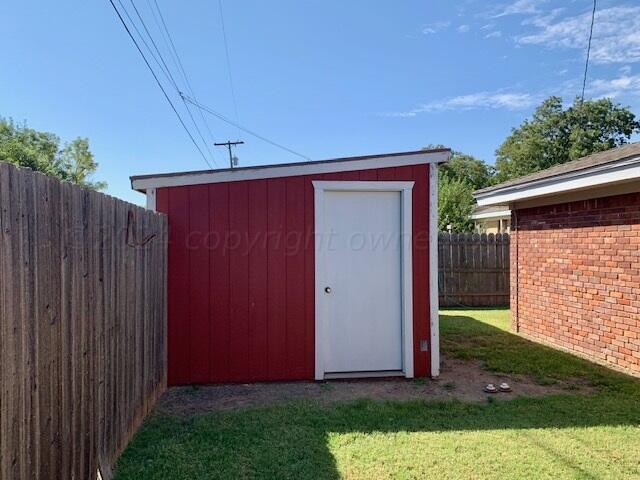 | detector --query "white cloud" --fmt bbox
[384,91,537,117]
[458,24,470,33]
[517,6,640,64]
[481,23,496,30]
[590,74,640,99]
[422,21,451,34]
[522,7,564,27]
[492,0,547,18]
[485,30,502,39]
